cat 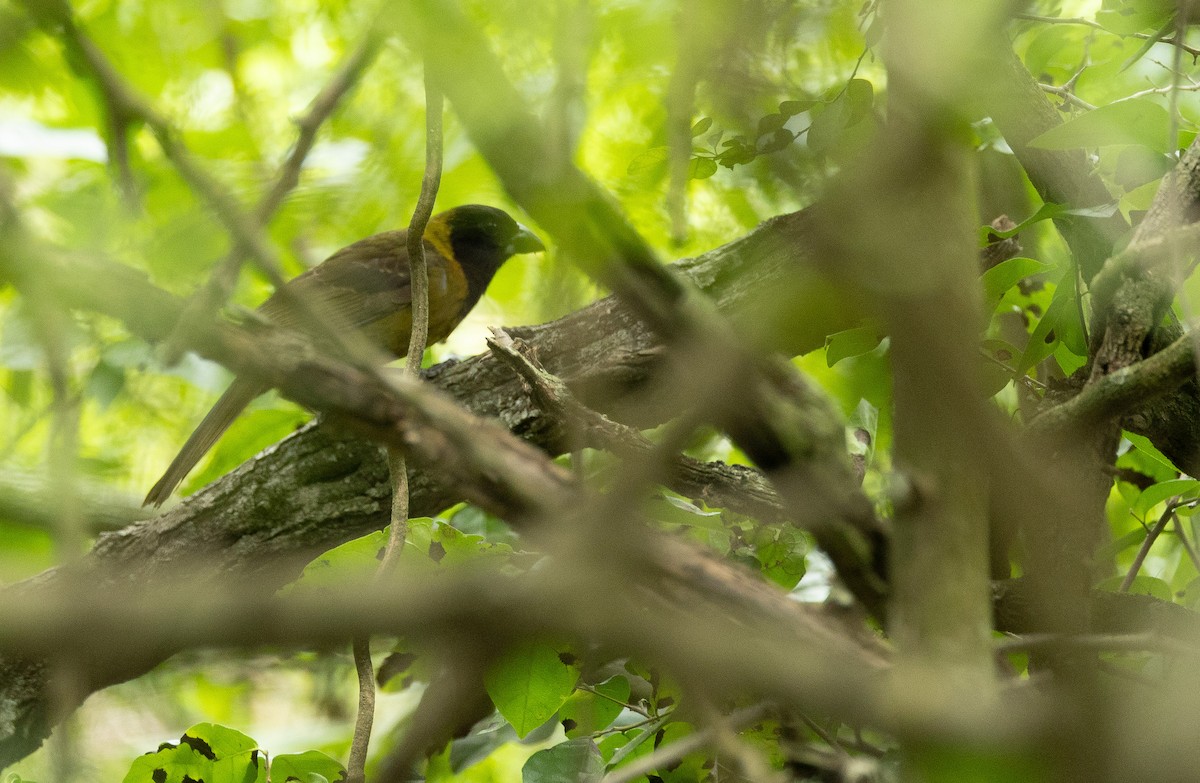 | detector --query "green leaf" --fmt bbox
[123,745,211,783]
[979,339,1021,397]
[753,526,807,589]
[1016,274,1084,374]
[270,751,345,782]
[979,202,1067,242]
[807,79,874,157]
[522,739,604,783]
[1121,431,1182,479]
[842,78,874,123]
[293,530,389,589]
[486,642,580,738]
[758,128,794,154]
[1099,527,1149,560]
[182,723,259,758]
[757,113,787,135]
[85,360,125,410]
[1096,0,1172,34]
[1029,99,1172,153]
[627,146,669,177]
[980,257,1054,304]
[1132,479,1200,518]
[690,117,712,136]
[779,99,815,116]
[825,326,883,366]
[688,157,718,180]
[121,725,263,783]
[1098,574,1173,602]
[560,676,631,738]
[652,494,723,529]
